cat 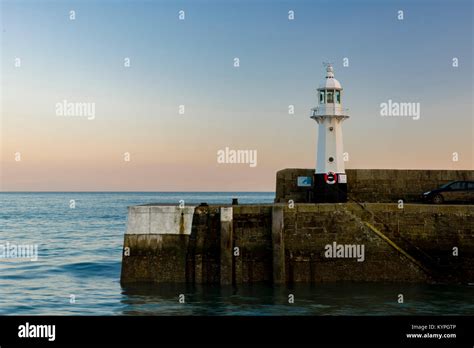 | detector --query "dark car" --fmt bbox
[423,181,474,204]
